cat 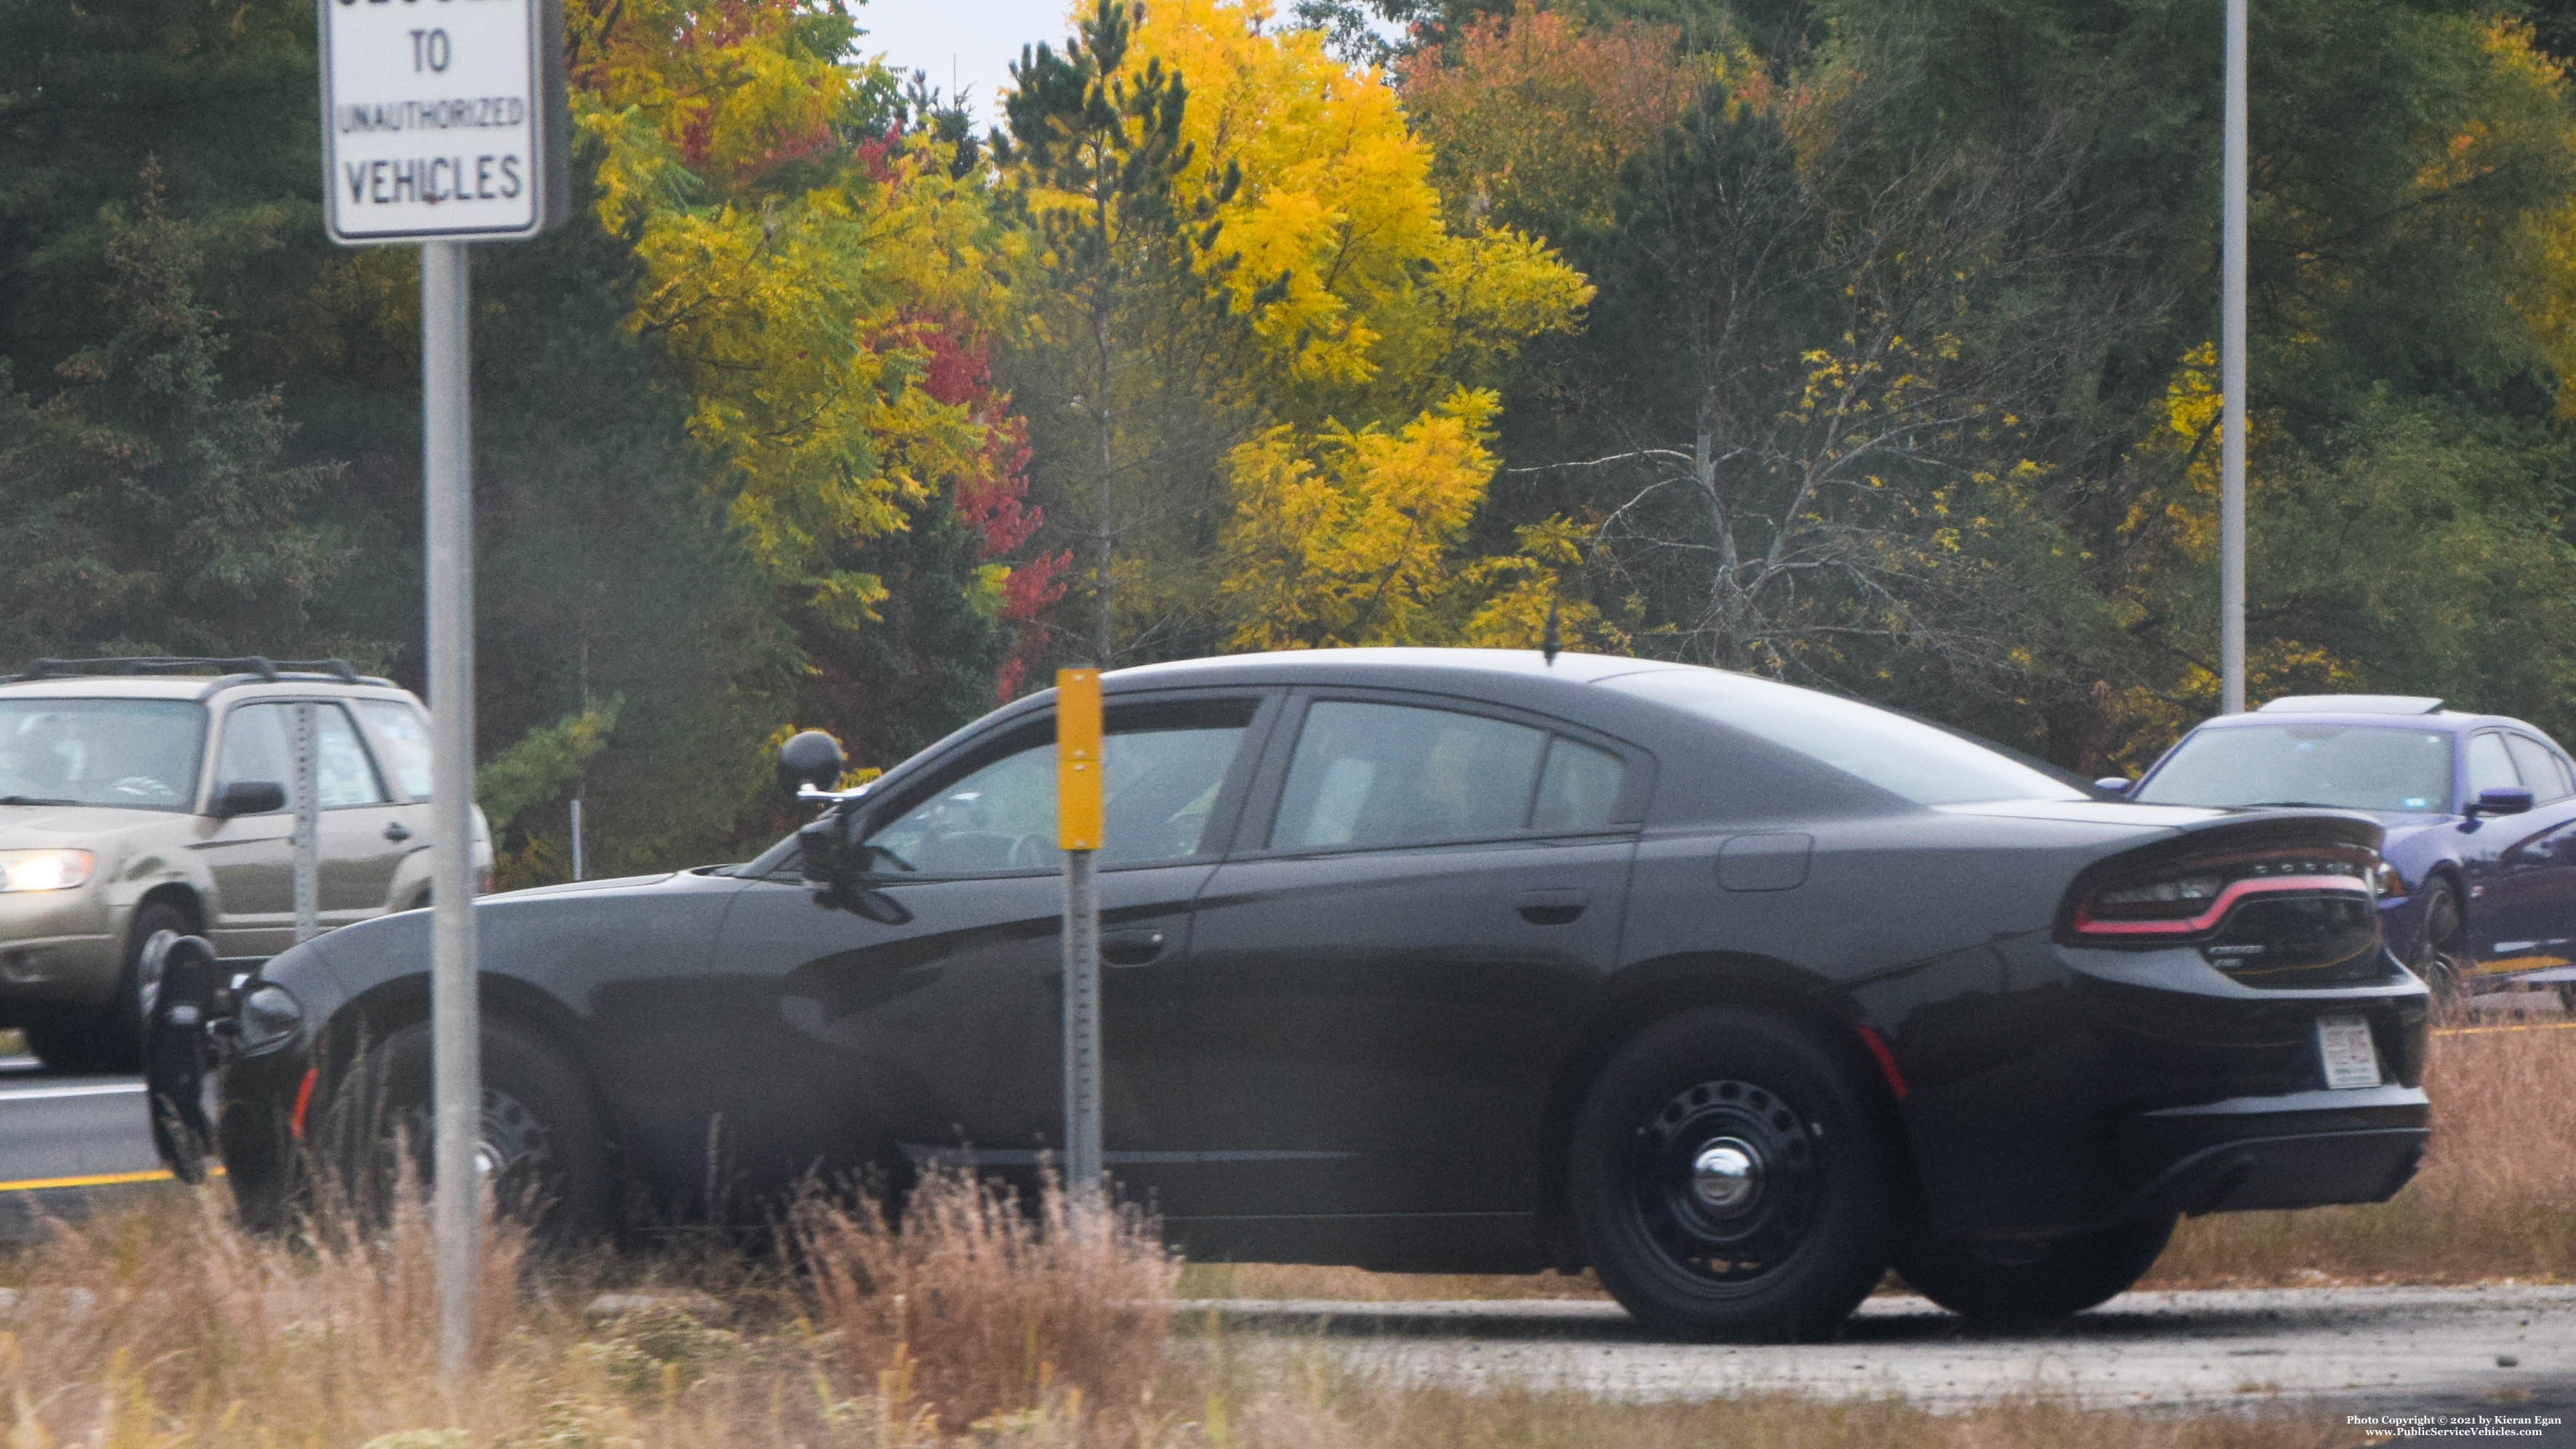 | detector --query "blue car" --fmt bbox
[2124,695,2576,1012]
